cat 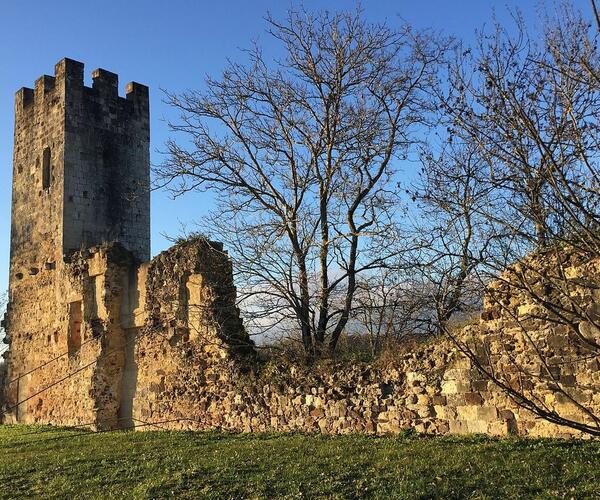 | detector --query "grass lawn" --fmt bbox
[0,426,598,499]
